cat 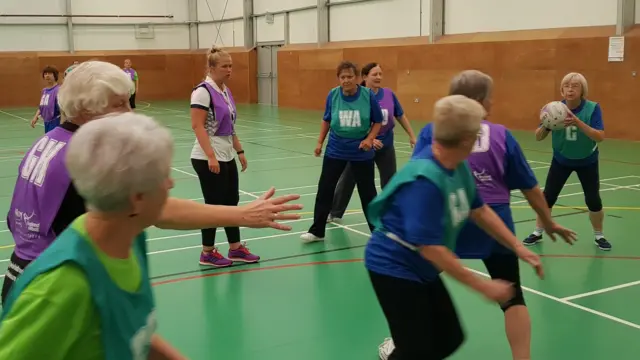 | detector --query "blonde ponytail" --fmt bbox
[206,44,229,68]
